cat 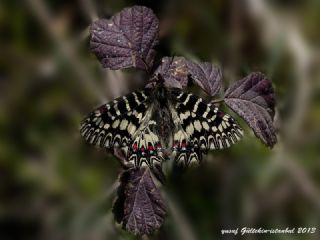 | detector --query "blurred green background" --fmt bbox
[1,0,320,239]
